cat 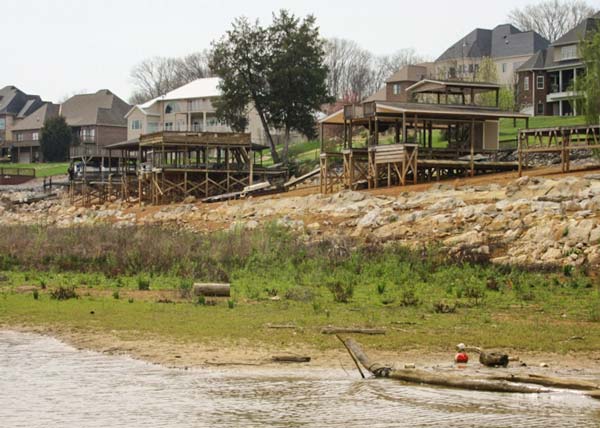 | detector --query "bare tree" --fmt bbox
[129,52,213,104]
[508,0,596,42]
[324,38,426,102]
